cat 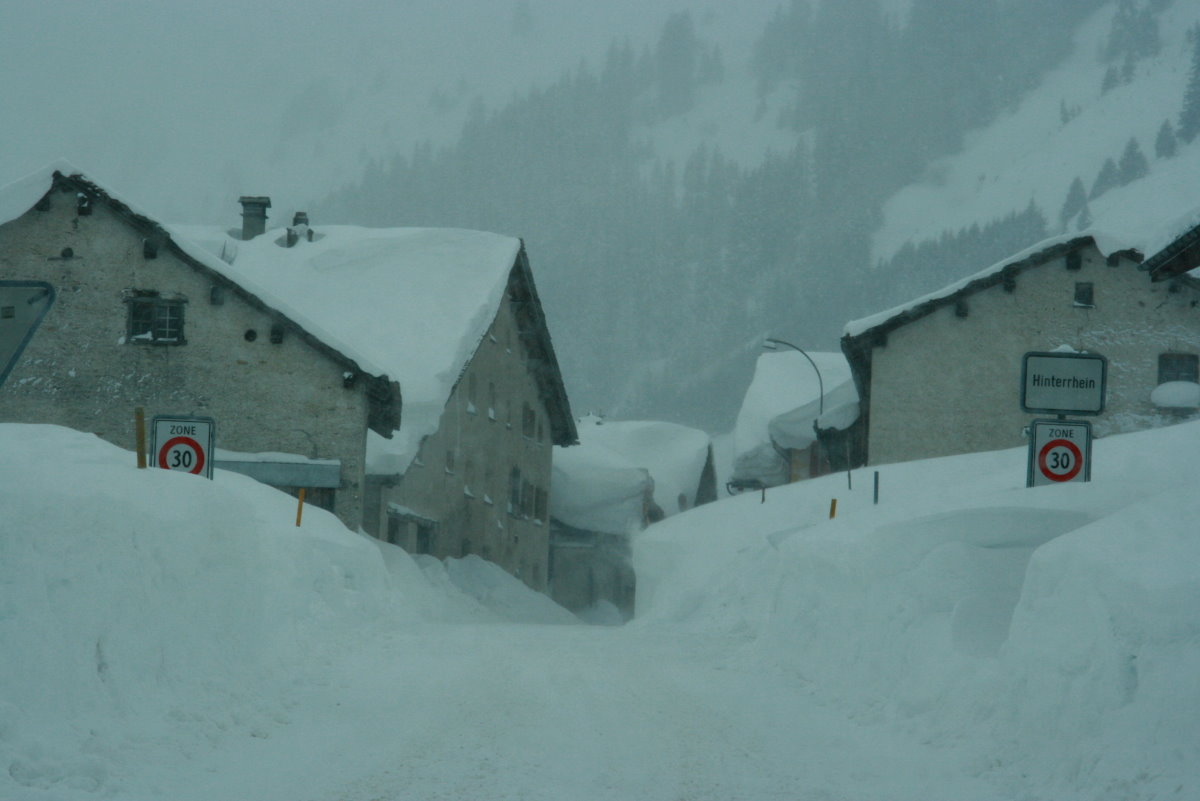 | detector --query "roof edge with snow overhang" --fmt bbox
[1141,220,1200,281]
